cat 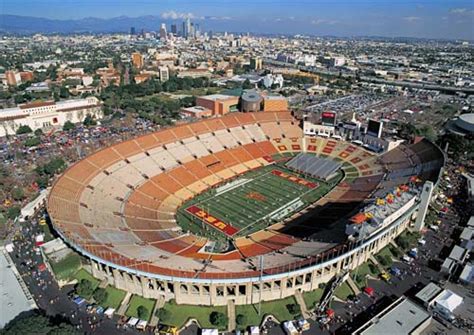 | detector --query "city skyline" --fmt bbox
[1,0,474,40]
